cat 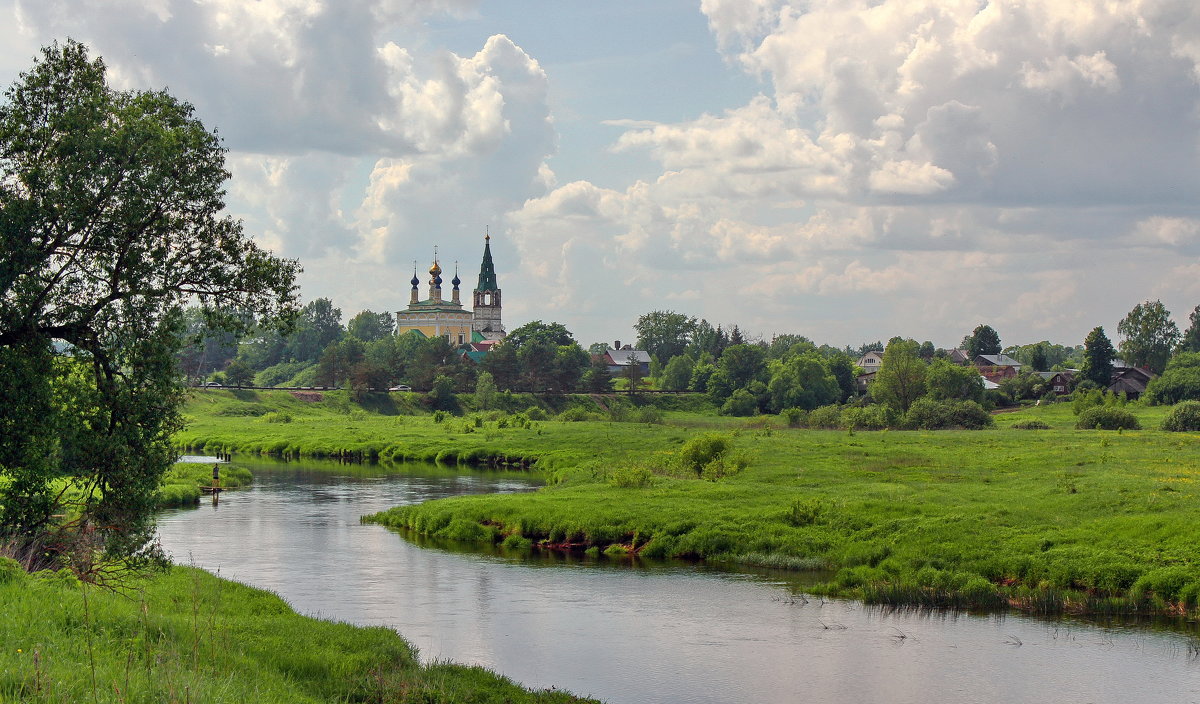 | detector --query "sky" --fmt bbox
[4,0,1200,351]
